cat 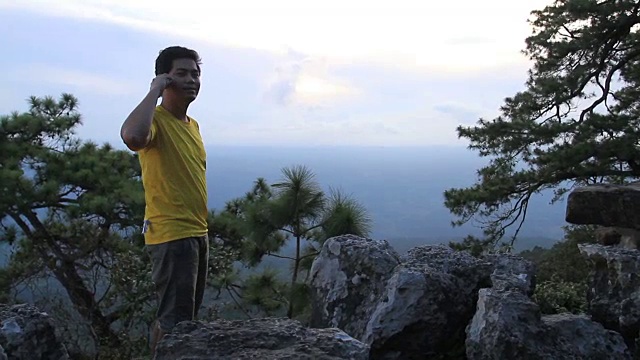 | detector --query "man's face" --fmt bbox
[167,58,201,102]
